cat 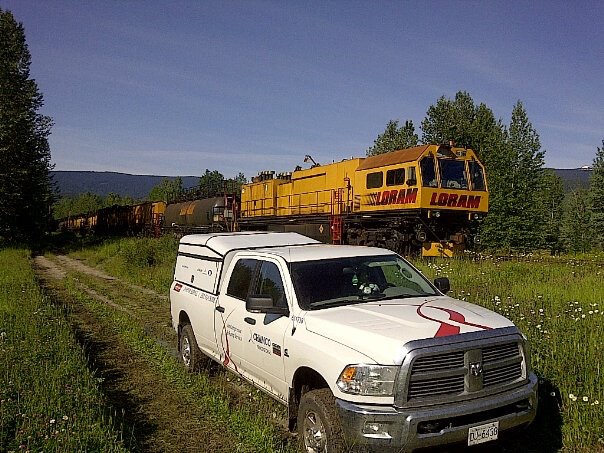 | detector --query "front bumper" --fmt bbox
[336,372,538,452]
